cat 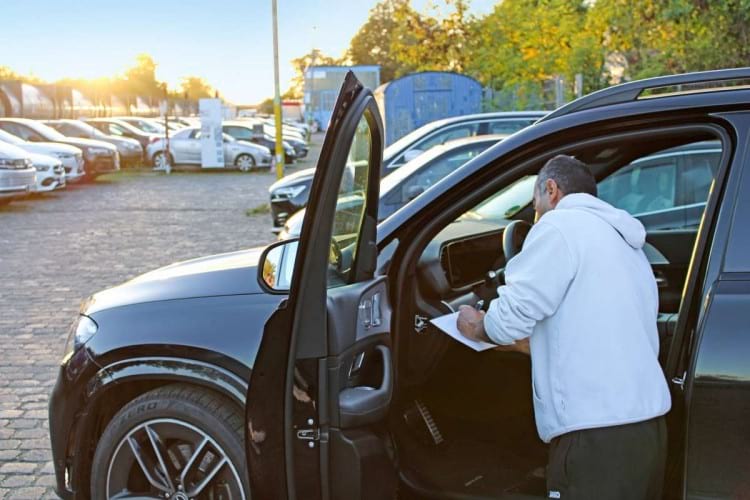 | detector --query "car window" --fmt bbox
[327,113,373,288]
[4,123,44,142]
[488,119,535,135]
[107,123,128,137]
[414,124,480,153]
[459,141,722,231]
[224,126,252,141]
[598,143,721,229]
[398,143,491,203]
